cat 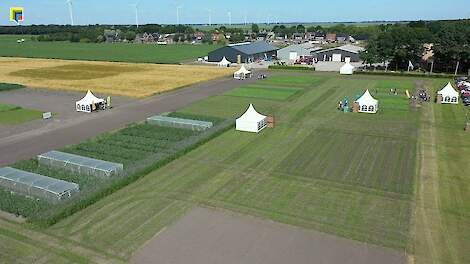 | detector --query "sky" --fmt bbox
[1,0,470,26]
